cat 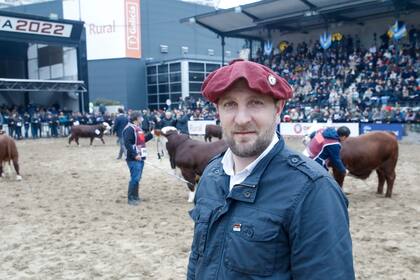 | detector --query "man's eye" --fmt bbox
[223,102,236,109]
[249,100,264,106]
